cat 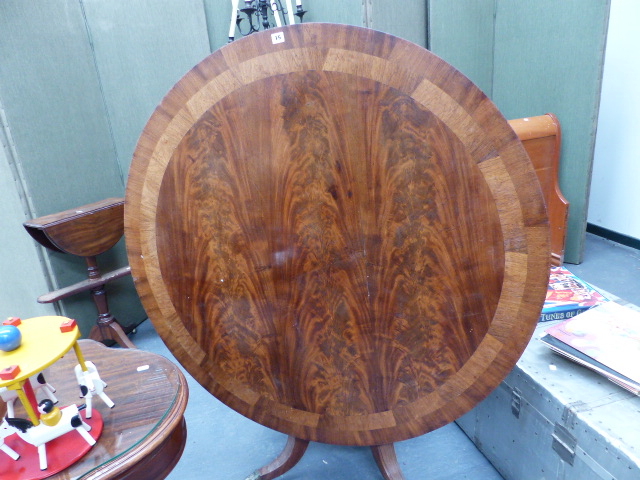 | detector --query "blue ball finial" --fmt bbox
[0,325,22,352]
